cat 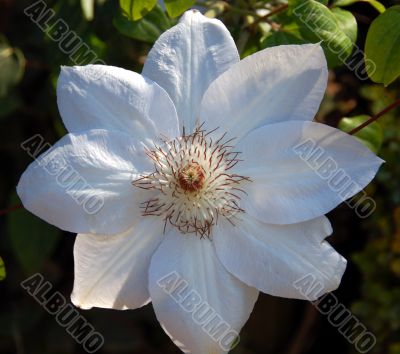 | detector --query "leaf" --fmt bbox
[113,4,171,43]
[338,115,383,153]
[241,37,261,59]
[87,34,107,58]
[289,0,356,68]
[7,194,61,275]
[365,6,400,86]
[0,37,25,97]
[0,256,5,281]
[333,0,385,13]
[0,302,43,336]
[81,0,95,20]
[0,92,21,119]
[331,8,357,45]
[164,0,196,18]
[120,0,158,21]
[204,1,227,18]
[261,30,307,49]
